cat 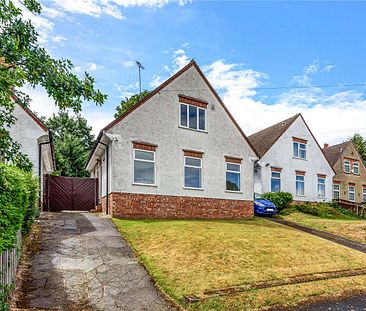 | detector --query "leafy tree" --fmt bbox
[0,0,107,172]
[350,134,366,165]
[115,90,150,118]
[46,112,94,177]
